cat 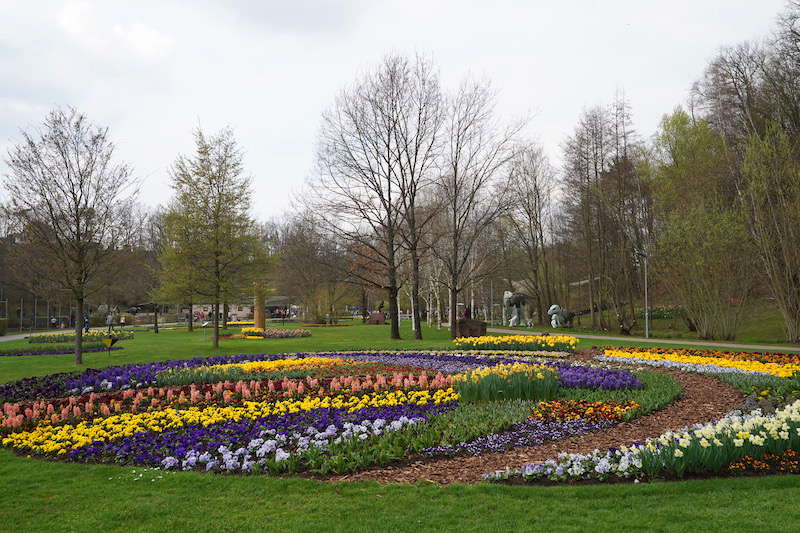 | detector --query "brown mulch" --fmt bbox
[327,349,745,485]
